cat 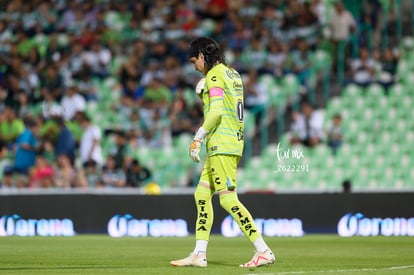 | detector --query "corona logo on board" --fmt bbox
[221,215,304,237]
[337,213,414,237]
[0,215,76,237]
[107,214,189,237]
